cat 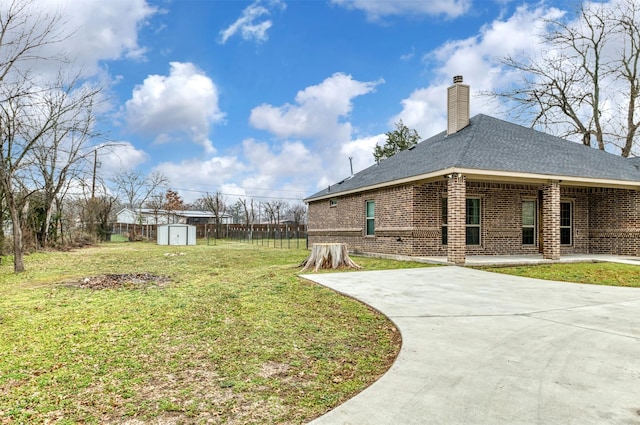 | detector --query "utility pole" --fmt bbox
[91,148,97,199]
